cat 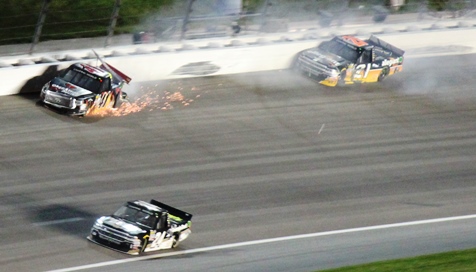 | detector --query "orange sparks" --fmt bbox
[86,84,199,117]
